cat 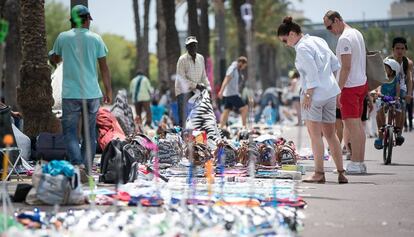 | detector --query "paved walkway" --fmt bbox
[283,125,414,237]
